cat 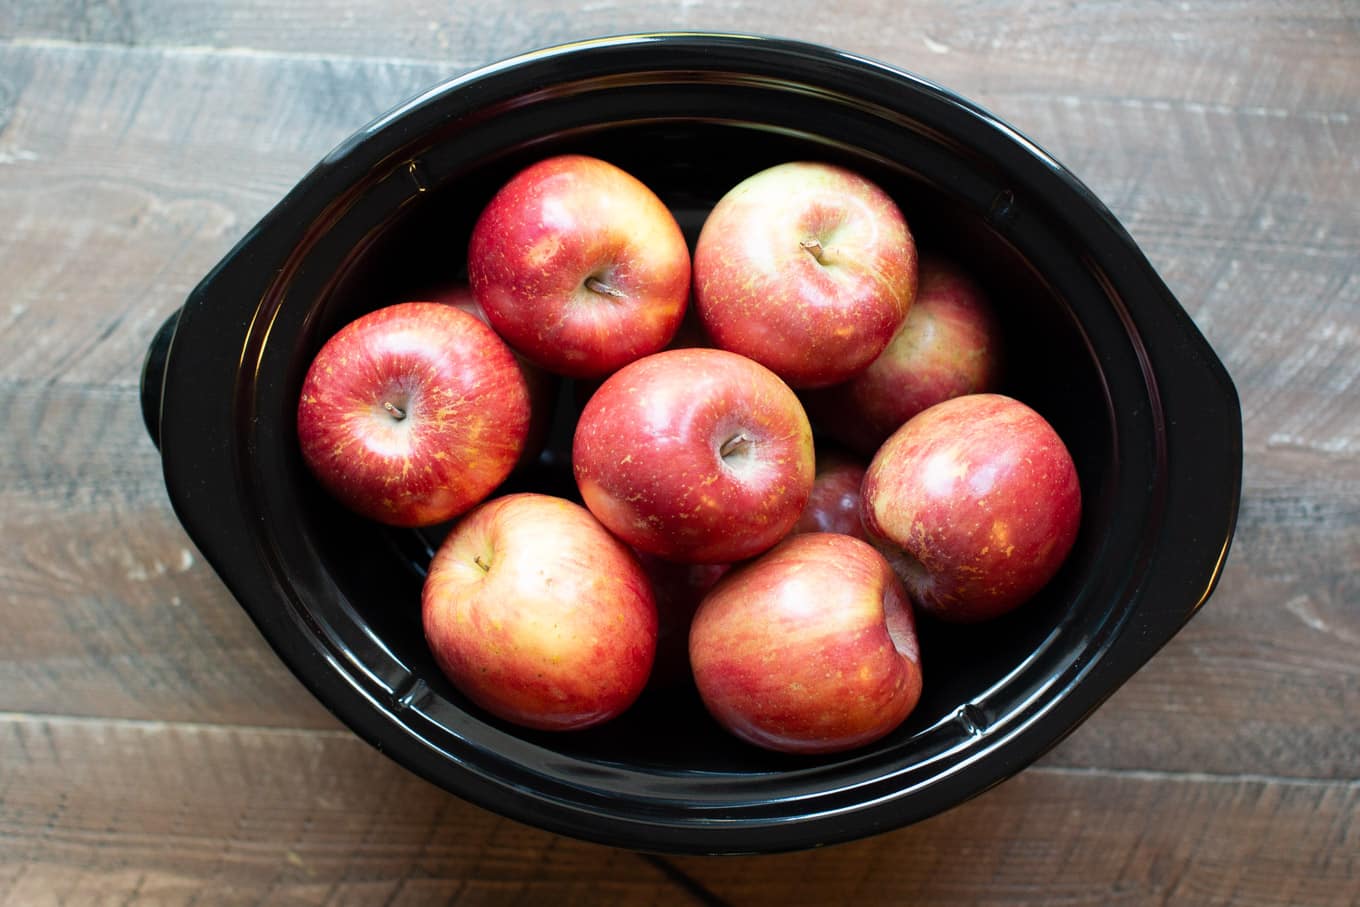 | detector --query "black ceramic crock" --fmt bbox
[141,33,1242,855]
